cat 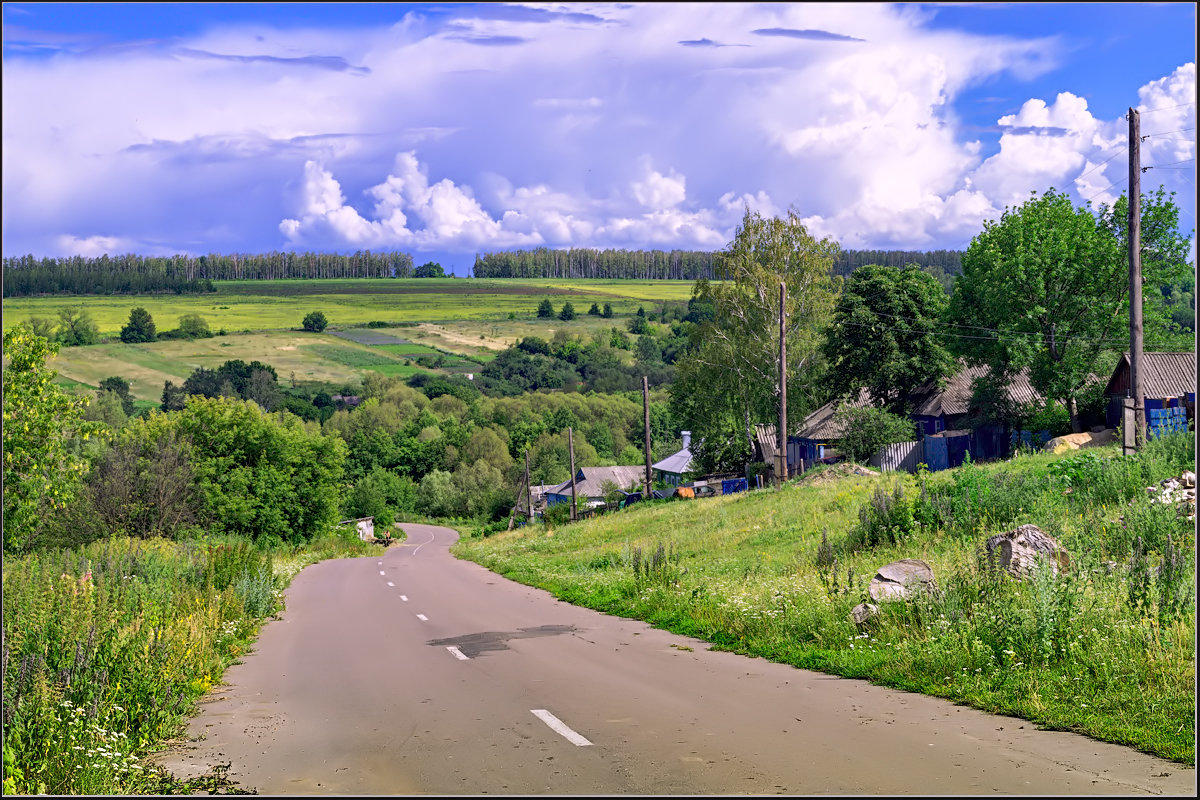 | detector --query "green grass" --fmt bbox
[454,432,1197,764]
[1,531,375,794]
